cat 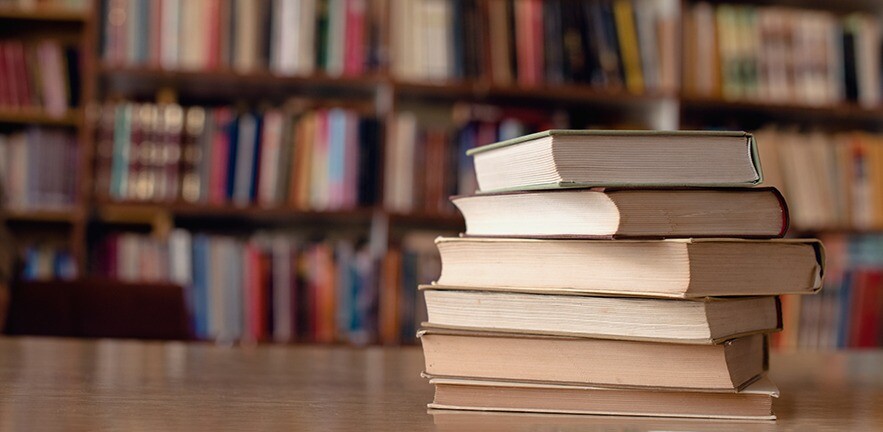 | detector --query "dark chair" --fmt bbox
[4,278,192,340]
